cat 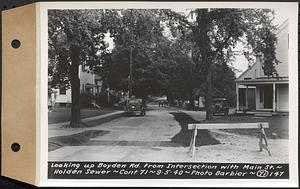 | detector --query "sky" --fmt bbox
[232,8,289,77]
